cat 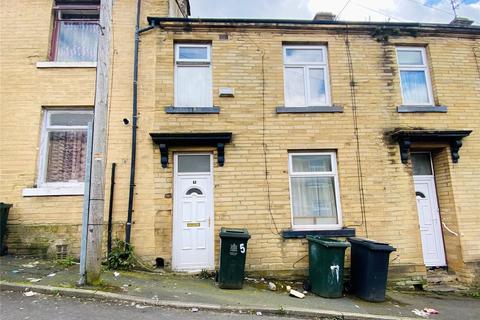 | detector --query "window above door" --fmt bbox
[396,47,435,107]
[411,152,433,176]
[174,44,214,109]
[283,46,332,108]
